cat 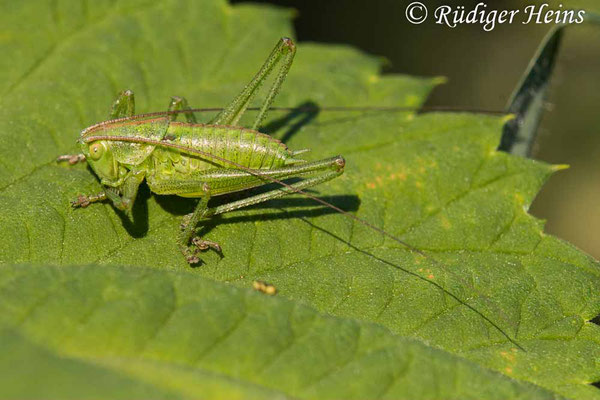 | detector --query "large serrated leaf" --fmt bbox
[0,1,599,399]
